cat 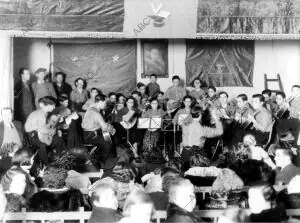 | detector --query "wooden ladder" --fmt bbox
[264,73,284,93]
